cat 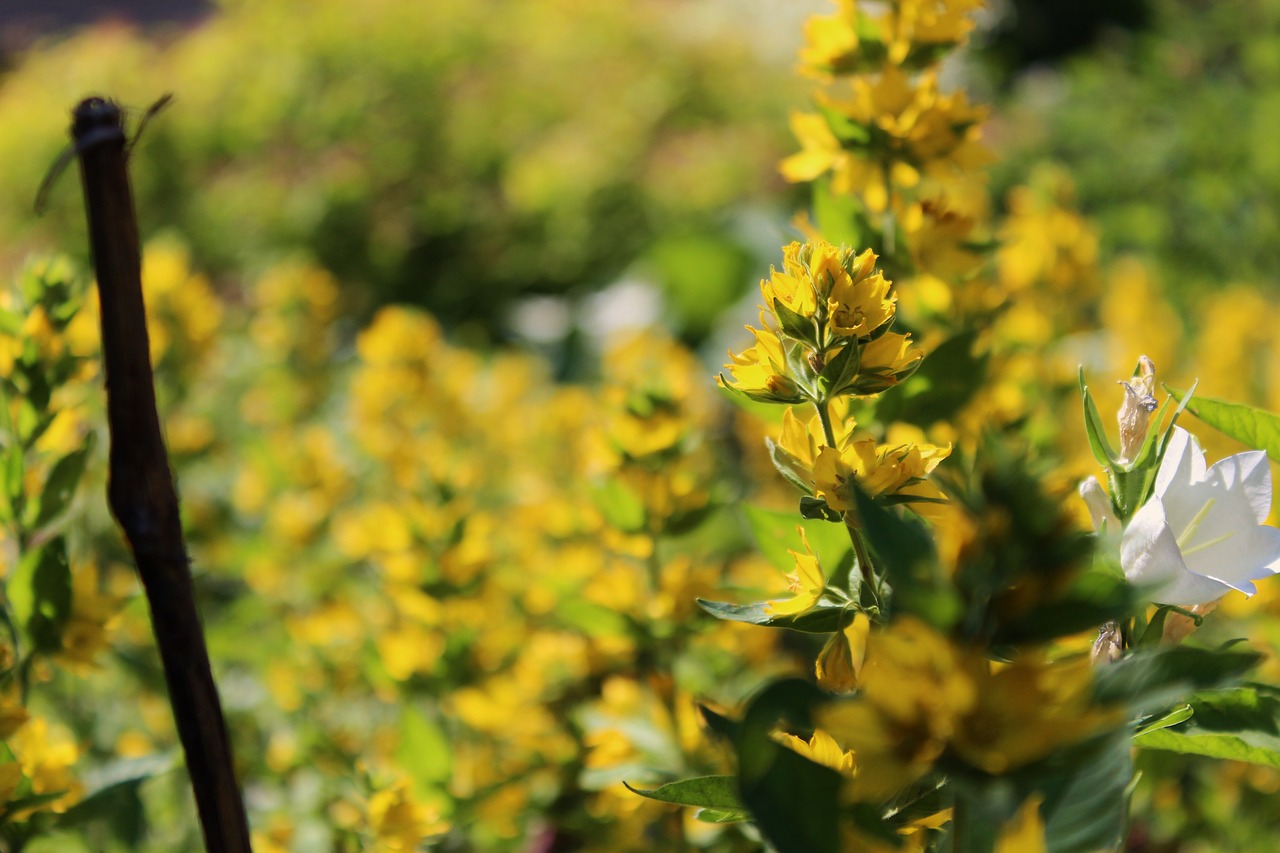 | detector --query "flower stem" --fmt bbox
[814,399,838,448]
